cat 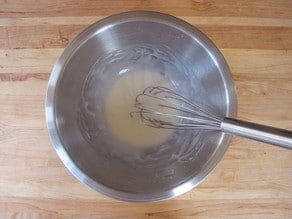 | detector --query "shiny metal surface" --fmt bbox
[221,118,292,149]
[133,86,292,149]
[46,11,237,202]
[133,86,223,130]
